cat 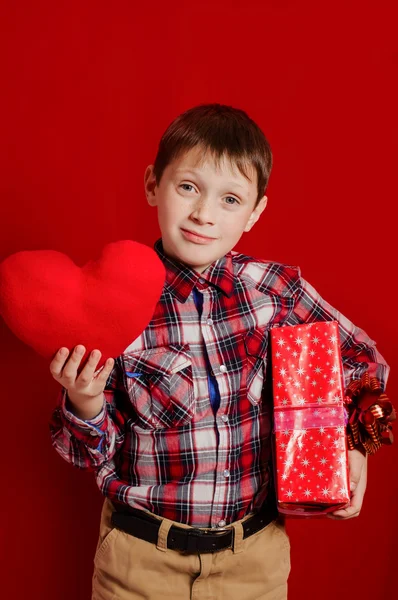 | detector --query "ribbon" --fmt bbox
[344,372,396,454]
[273,404,345,432]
